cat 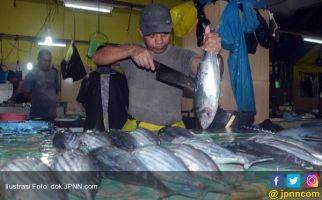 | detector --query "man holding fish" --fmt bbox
[93,3,222,131]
